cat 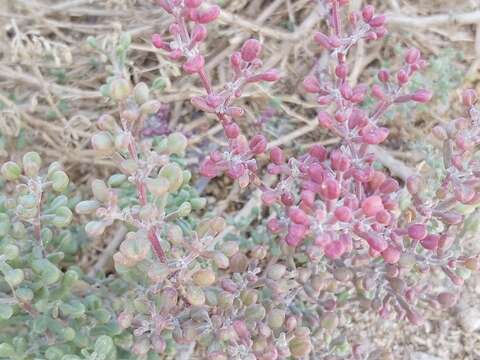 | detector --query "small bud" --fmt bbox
[369,15,386,27]
[437,292,457,308]
[183,54,205,74]
[313,31,332,49]
[378,69,389,83]
[405,47,420,64]
[411,89,432,103]
[241,39,262,62]
[361,195,384,217]
[421,234,439,250]
[151,33,164,48]
[185,0,203,7]
[462,89,477,107]
[382,246,401,264]
[224,122,241,139]
[194,5,221,24]
[362,5,374,22]
[191,24,207,44]
[407,223,427,240]
[249,134,267,154]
